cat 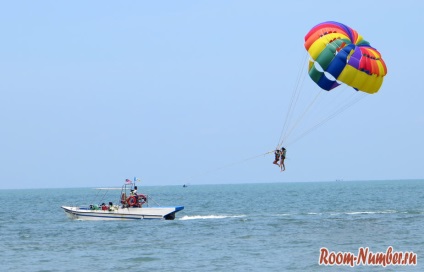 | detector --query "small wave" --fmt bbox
[400,210,424,214]
[179,215,246,220]
[275,213,292,216]
[345,210,397,215]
